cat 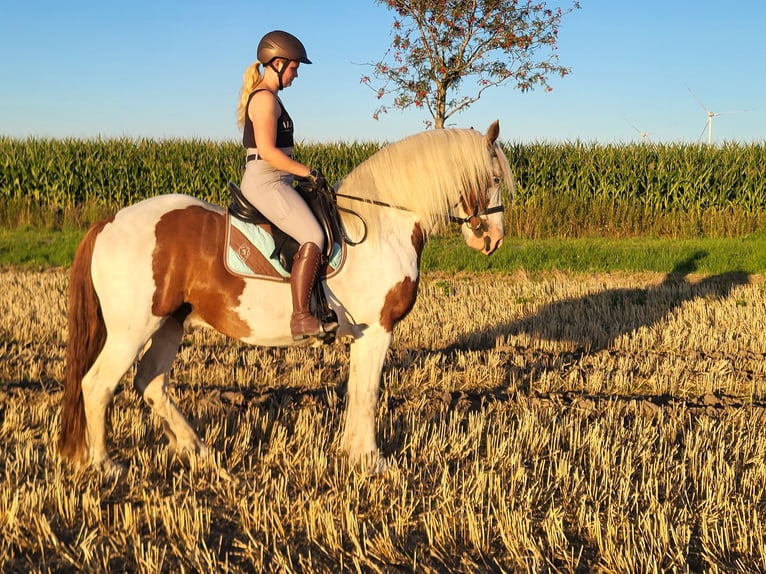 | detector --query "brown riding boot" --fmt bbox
[290,242,329,340]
